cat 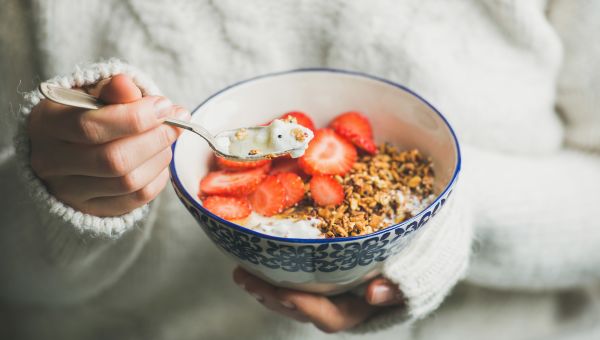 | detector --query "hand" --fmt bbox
[233,267,405,333]
[28,74,190,216]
